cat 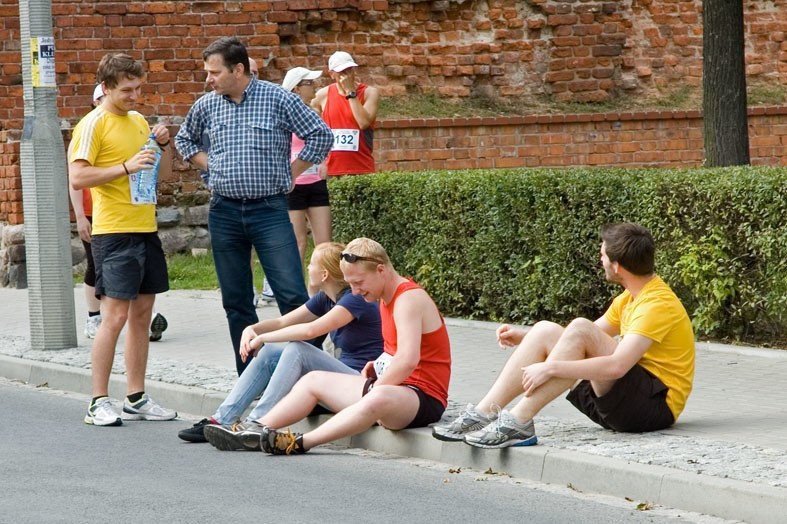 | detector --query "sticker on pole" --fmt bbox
[31,37,56,87]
